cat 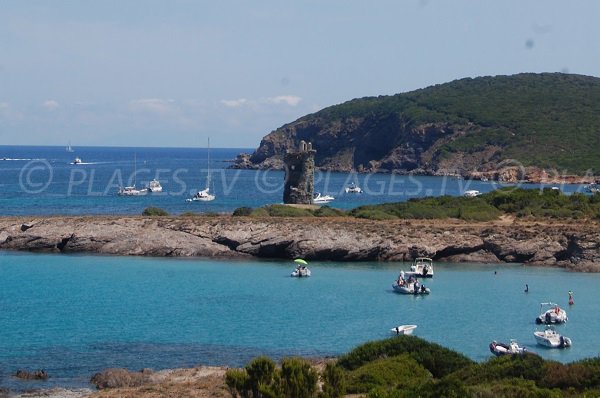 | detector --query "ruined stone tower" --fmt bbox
[283,140,315,204]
